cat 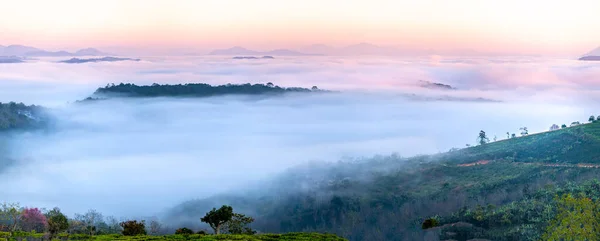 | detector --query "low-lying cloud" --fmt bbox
[0,55,599,218]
